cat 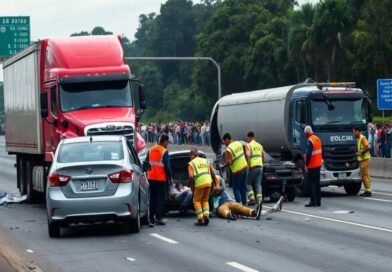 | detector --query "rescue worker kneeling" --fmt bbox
[212,176,263,220]
[188,148,216,226]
